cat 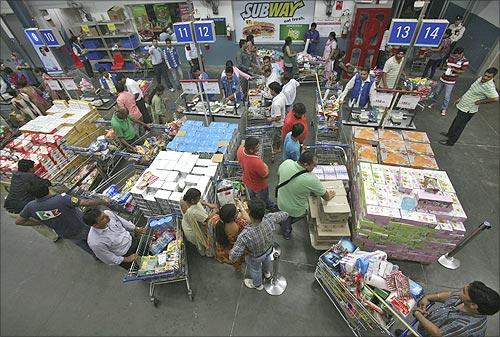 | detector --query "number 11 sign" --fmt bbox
[173,22,194,43]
